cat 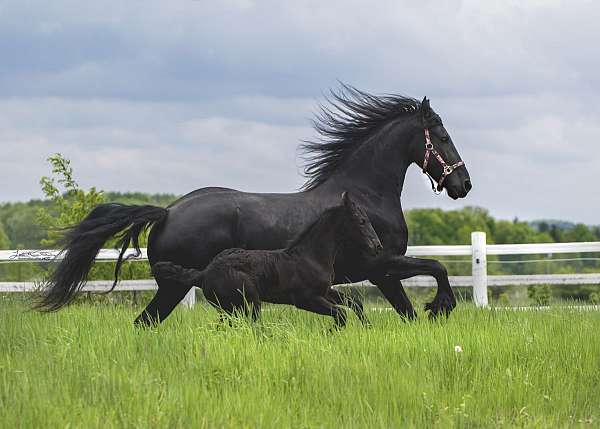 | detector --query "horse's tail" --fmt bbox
[151,262,206,288]
[36,203,168,312]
